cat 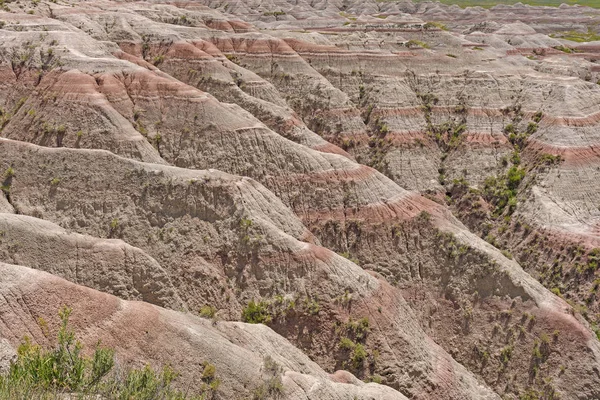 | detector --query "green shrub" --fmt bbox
[423,21,448,30]
[351,343,367,367]
[526,122,538,135]
[499,345,513,365]
[540,153,561,165]
[242,301,272,324]
[347,317,370,341]
[199,305,217,319]
[110,218,119,231]
[507,166,525,190]
[339,337,355,350]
